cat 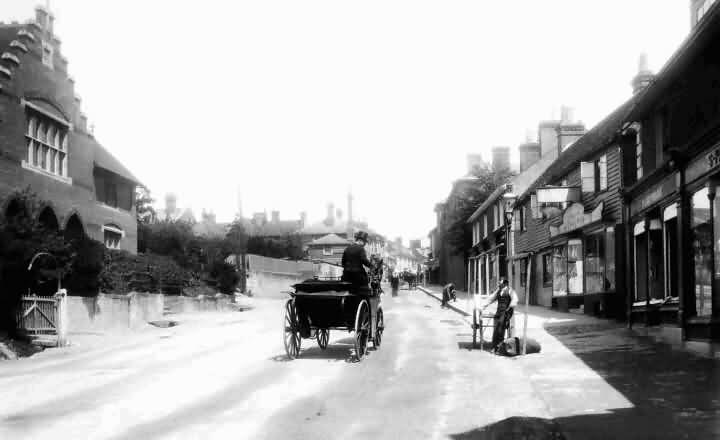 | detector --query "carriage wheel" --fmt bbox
[354,300,370,361]
[372,308,384,348]
[317,328,329,350]
[283,299,301,359]
[472,310,478,350]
